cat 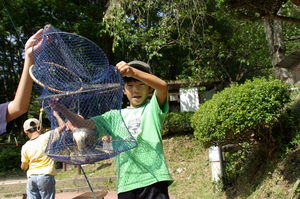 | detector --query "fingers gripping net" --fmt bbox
[31,25,137,164]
